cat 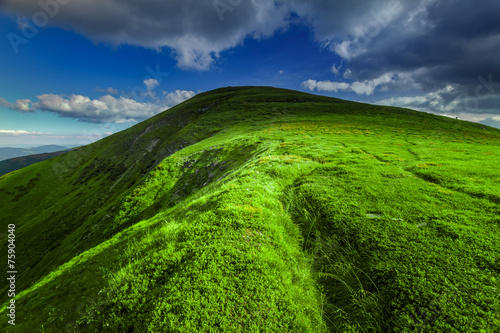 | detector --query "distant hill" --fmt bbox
[0,86,499,332]
[0,149,73,176]
[0,145,70,161]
